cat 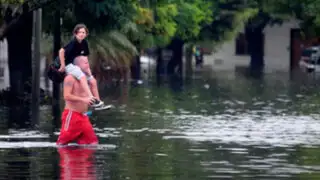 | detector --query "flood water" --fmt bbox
[1,71,320,179]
